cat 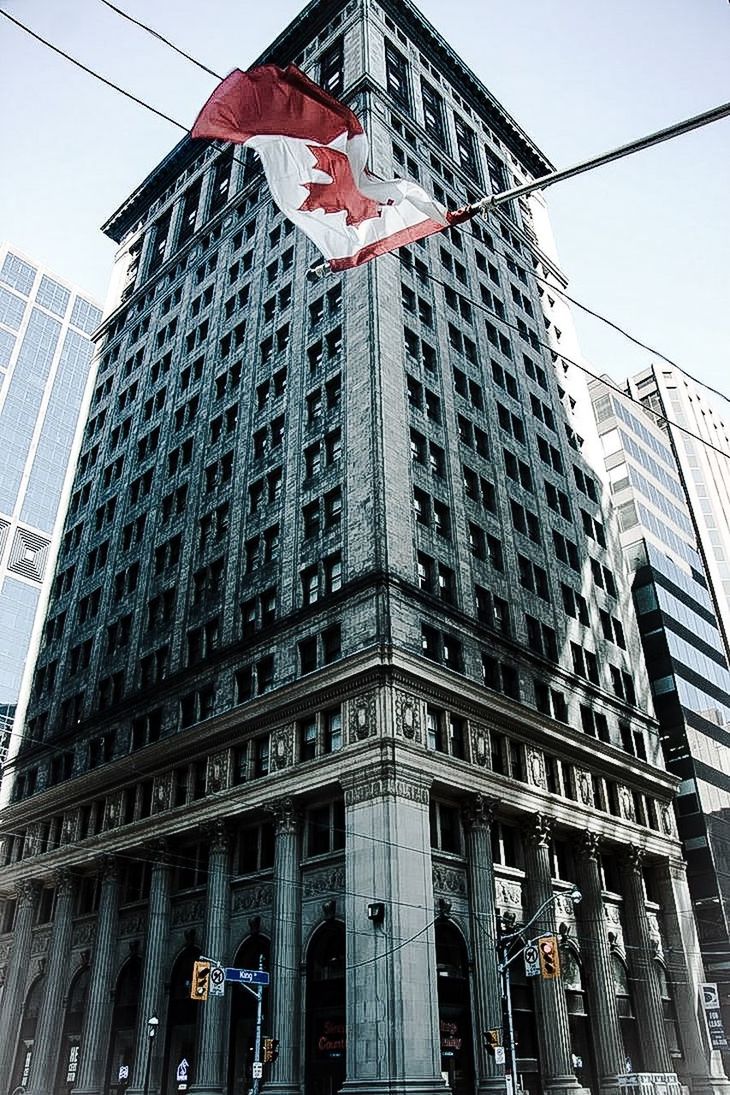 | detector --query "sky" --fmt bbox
[0,0,728,402]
